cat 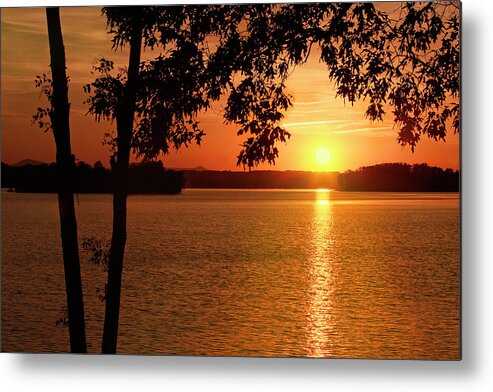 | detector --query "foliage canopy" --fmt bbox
[84,2,460,168]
